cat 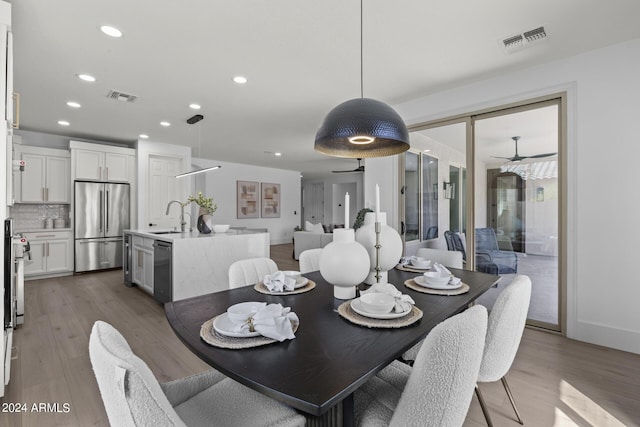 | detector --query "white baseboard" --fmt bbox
[573,320,640,355]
